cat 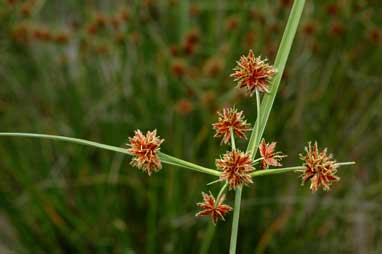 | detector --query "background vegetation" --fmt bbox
[0,0,381,253]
